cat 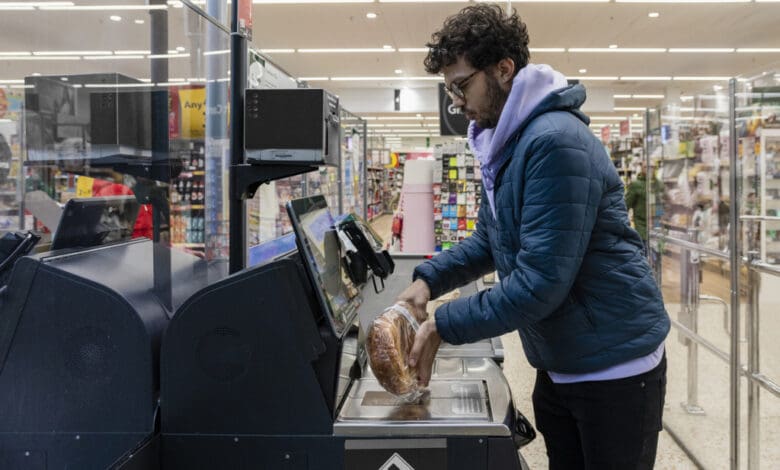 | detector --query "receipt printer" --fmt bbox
[245,88,340,166]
